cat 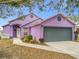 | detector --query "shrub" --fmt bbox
[27,35,32,40]
[39,38,44,43]
[30,40,37,44]
[24,35,33,42]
